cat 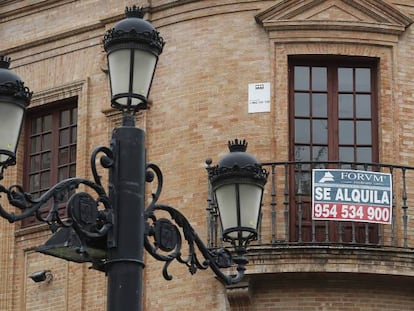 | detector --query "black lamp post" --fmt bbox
[0,6,268,311]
